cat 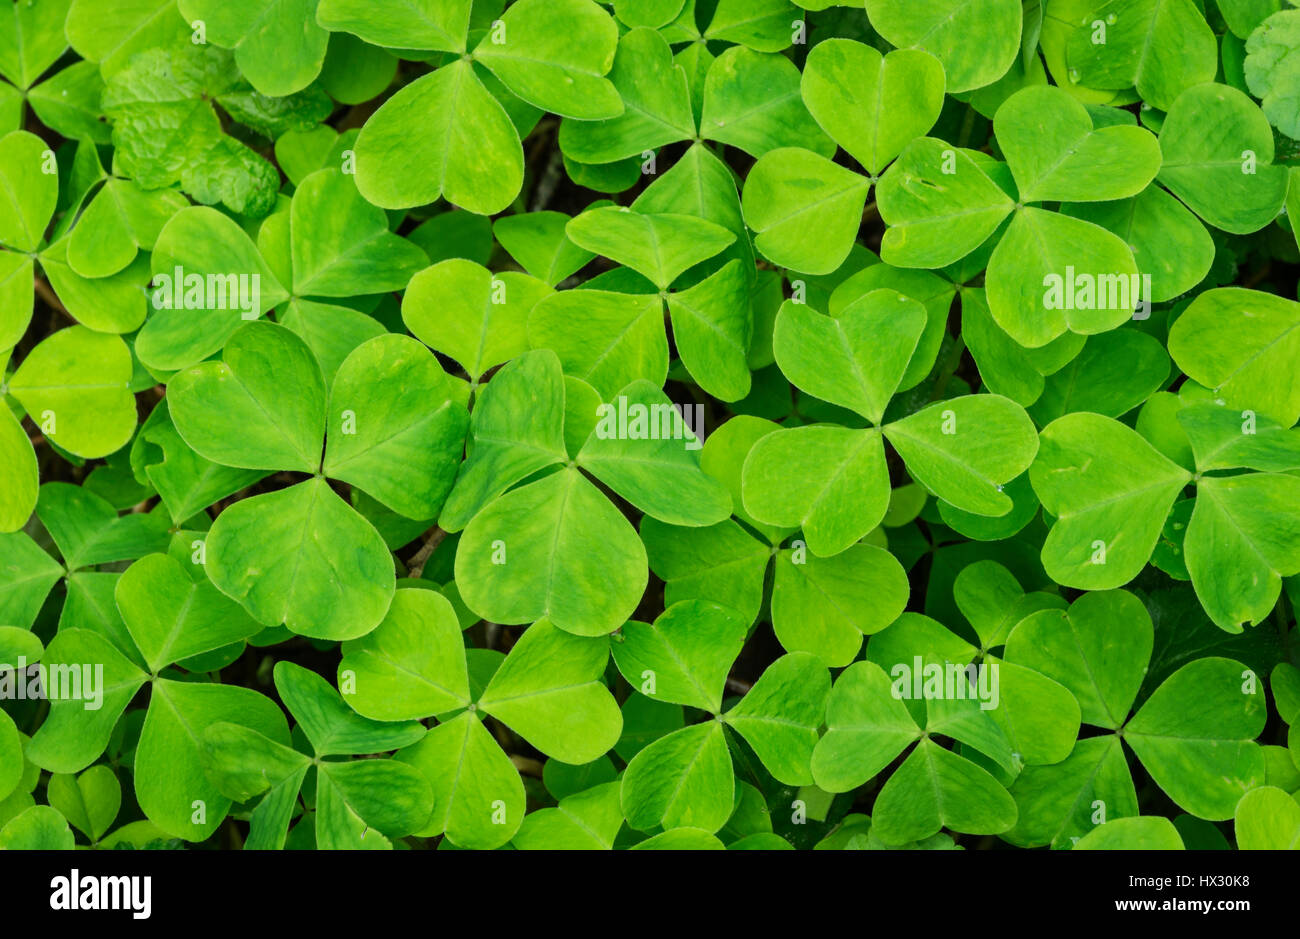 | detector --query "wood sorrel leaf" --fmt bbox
[801,40,945,175]
[206,478,395,640]
[169,321,326,474]
[576,381,731,527]
[477,618,621,762]
[742,425,889,558]
[471,0,621,121]
[1031,413,1192,589]
[323,334,469,520]
[455,466,647,636]
[742,148,872,276]
[1168,287,1300,427]
[557,26,694,164]
[612,599,748,714]
[864,0,1022,94]
[1157,83,1289,234]
[353,60,523,213]
[773,291,926,424]
[8,326,137,459]
[883,395,1039,517]
[620,721,733,833]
